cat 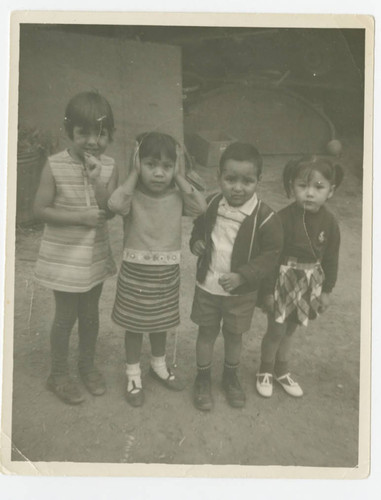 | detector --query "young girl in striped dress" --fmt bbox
[108,132,206,407]
[256,156,344,398]
[34,91,118,405]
